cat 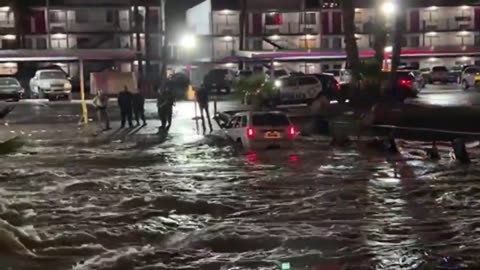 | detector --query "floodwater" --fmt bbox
[1,133,480,270]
